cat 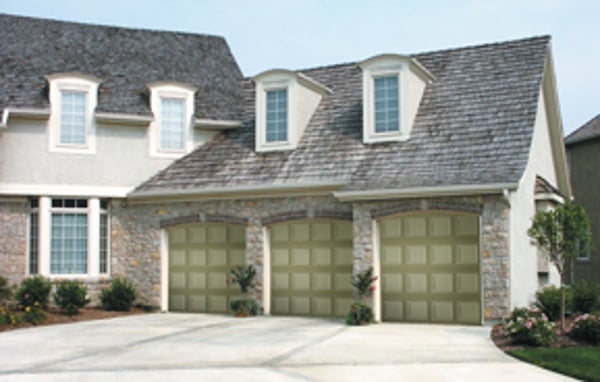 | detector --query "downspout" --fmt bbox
[502,189,511,207]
